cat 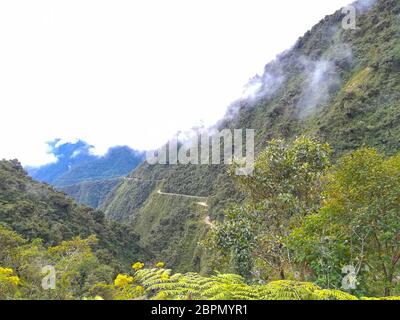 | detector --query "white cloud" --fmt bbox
[0,0,351,166]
